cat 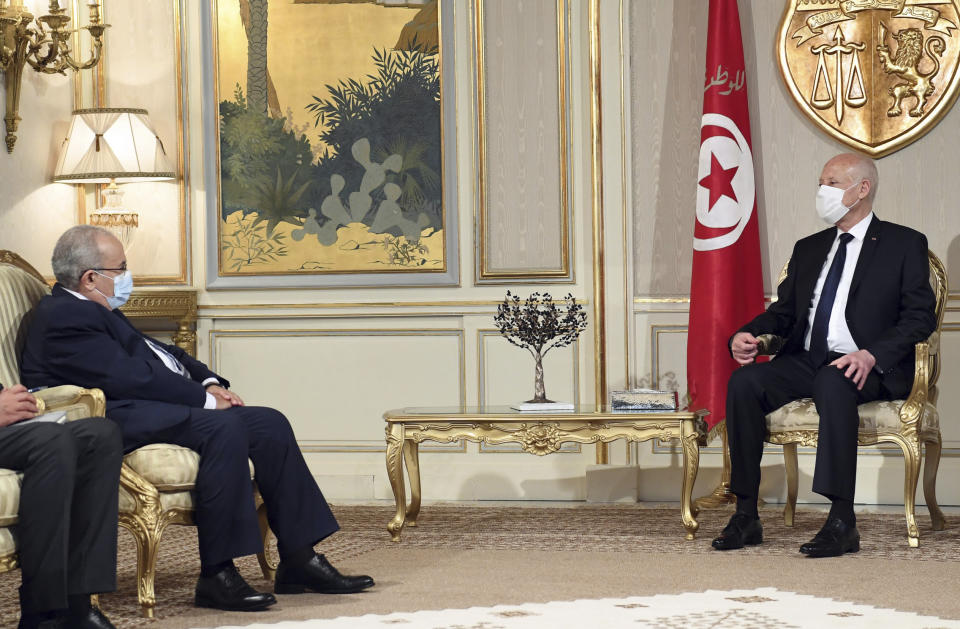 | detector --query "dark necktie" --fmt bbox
[809,232,854,365]
[113,310,189,377]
